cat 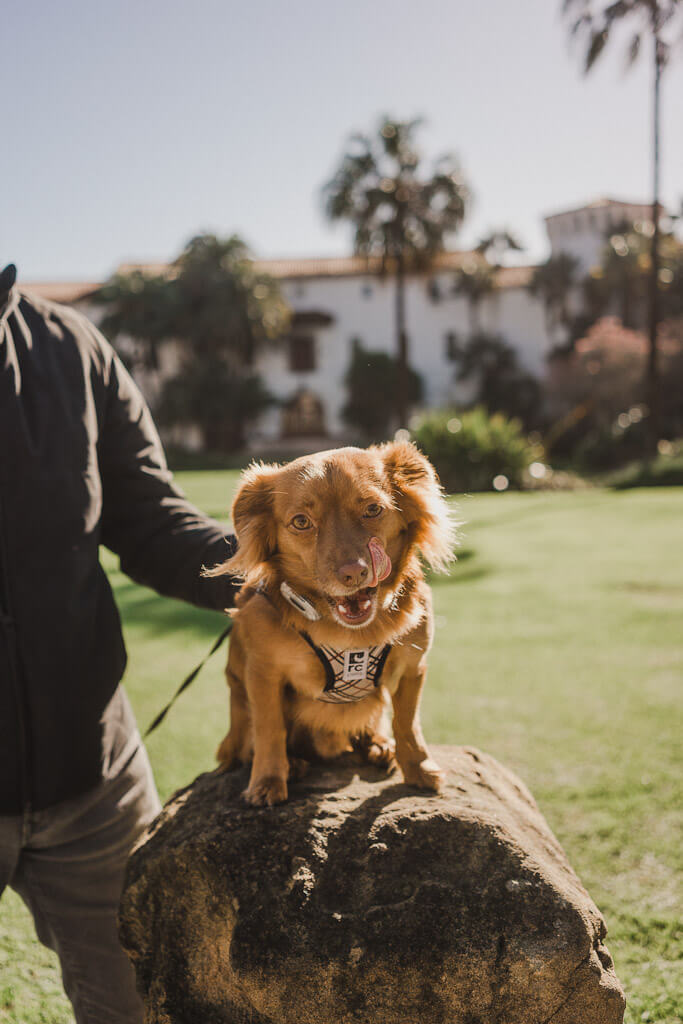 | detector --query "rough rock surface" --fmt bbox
[119,746,625,1024]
